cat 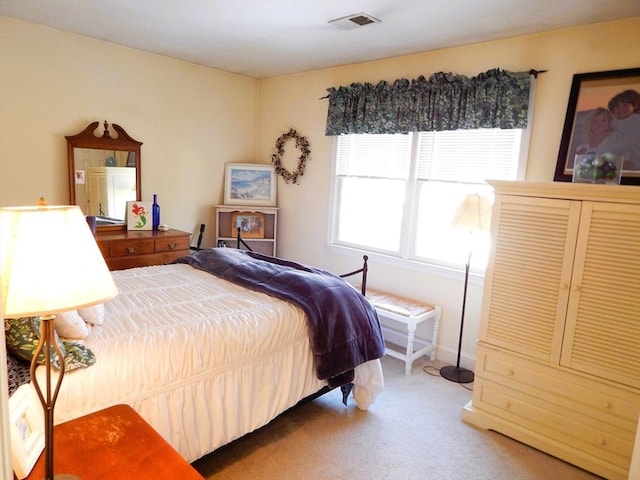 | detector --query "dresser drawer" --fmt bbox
[95,229,192,270]
[154,235,190,253]
[475,344,640,431]
[472,378,635,471]
[96,239,110,258]
[108,238,155,257]
[106,251,187,270]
